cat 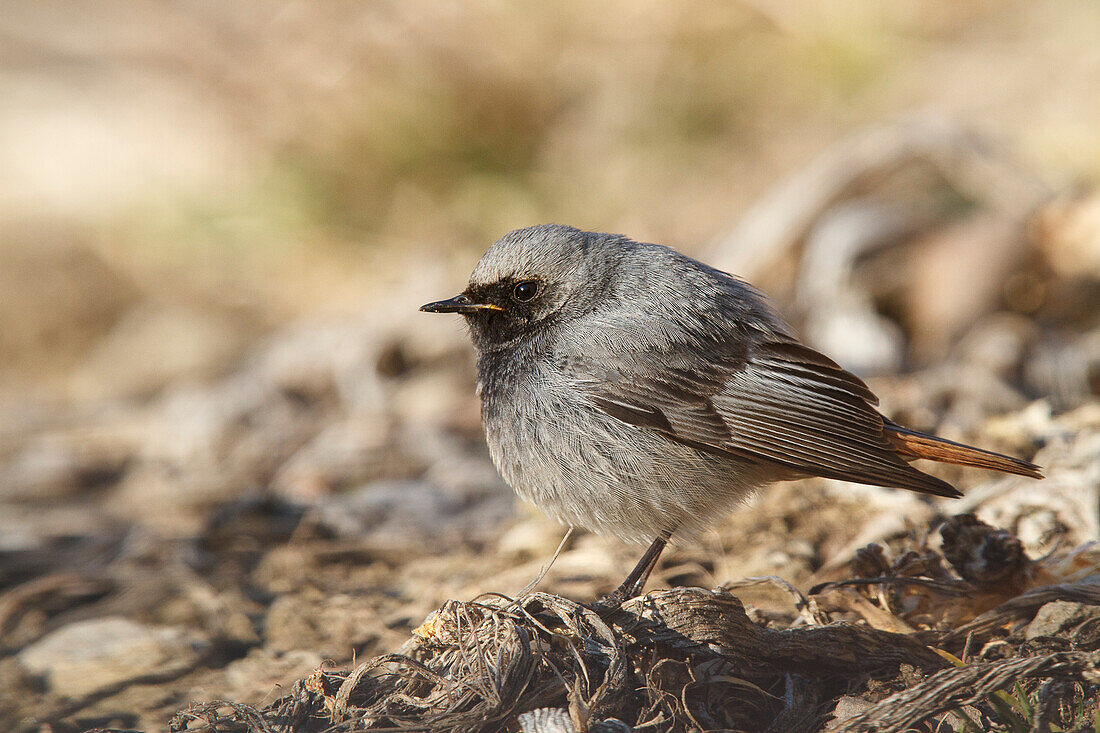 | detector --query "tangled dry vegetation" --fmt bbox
[171,513,1100,733]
